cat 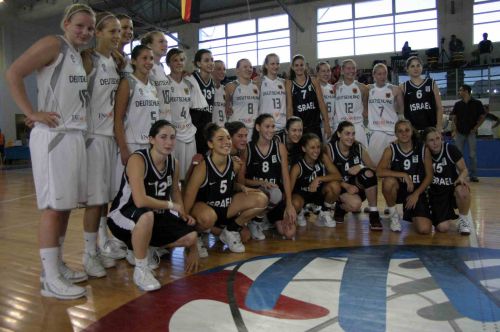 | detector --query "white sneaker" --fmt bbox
[390,212,402,232]
[297,210,307,227]
[41,275,87,300]
[99,252,116,269]
[99,238,127,260]
[220,229,245,253]
[83,253,107,278]
[260,215,274,230]
[248,220,266,240]
[133,266,161,292]
[126,248,160,270]
[197,237,209,258]
[316,211,336,228]
[457,217,471,235]
[59,263,88,283]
